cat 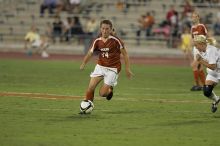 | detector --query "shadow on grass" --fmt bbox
[65,113,105,121]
